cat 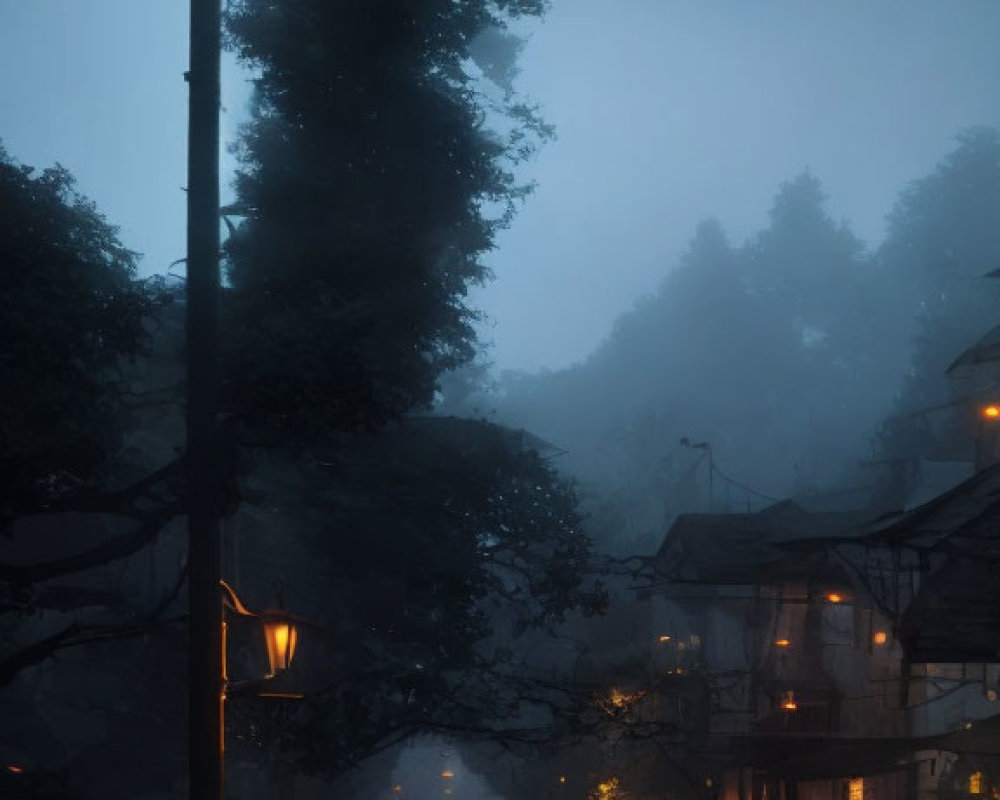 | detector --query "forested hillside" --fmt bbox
[472,129,1000,552]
